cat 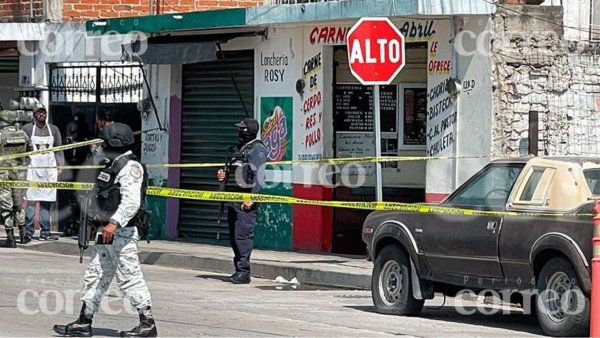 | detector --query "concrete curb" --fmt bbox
[21,241,371,290]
